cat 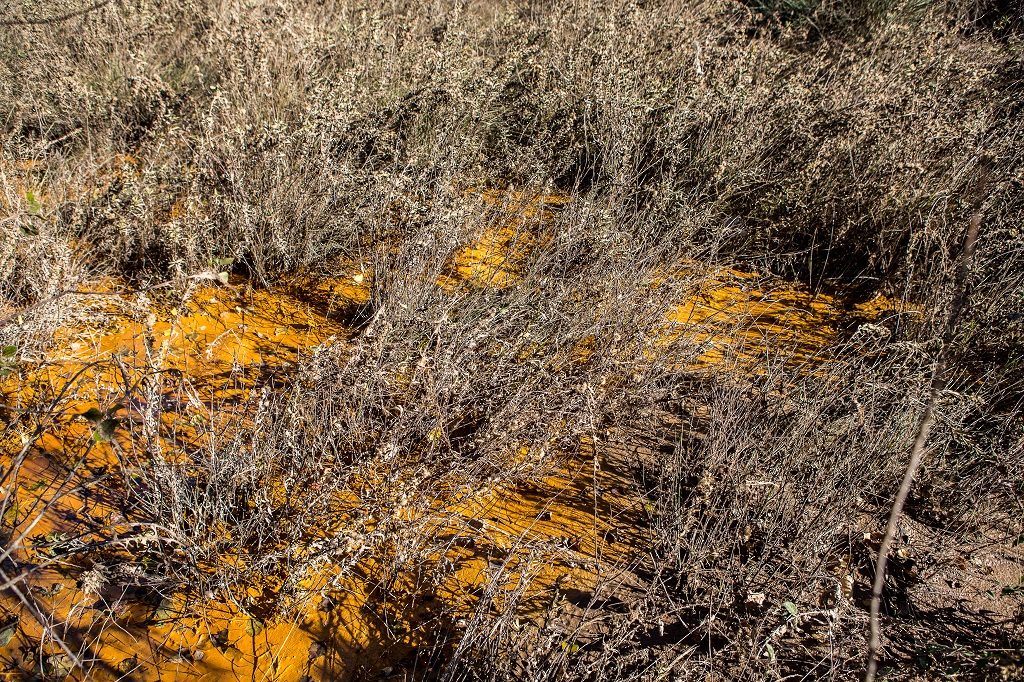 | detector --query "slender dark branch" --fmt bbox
[0,566,85,672]
[864,209,982,682]
[0,0,111,26]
